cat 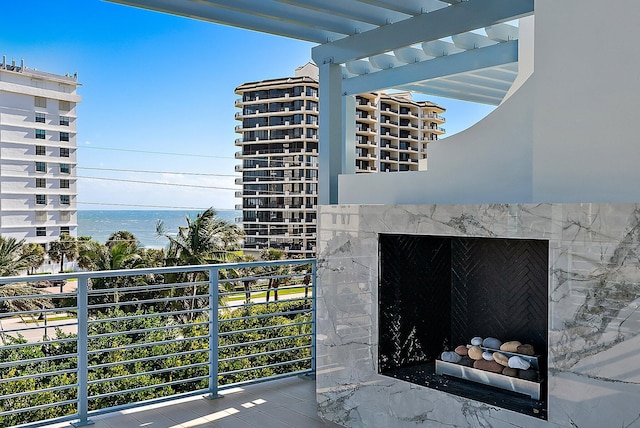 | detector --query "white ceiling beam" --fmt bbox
[274,0,410,26]
[107,0,343,43]
[396,82,504,105]
[443,73,514,91]
[312,0,532,64]
[194,0,375,36]
[341,40,518,95]
[356,0,448,16]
